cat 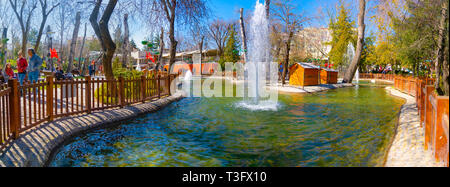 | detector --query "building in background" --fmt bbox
[296,28,332,61]
[160,49,220,65]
